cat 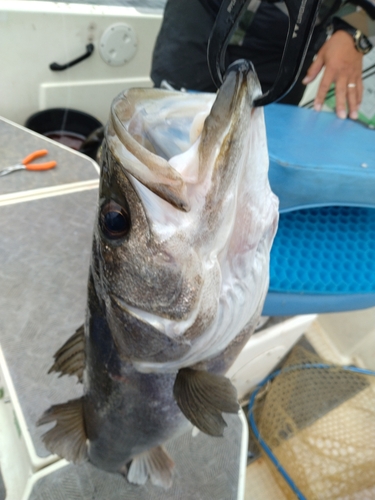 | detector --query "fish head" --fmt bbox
[91,60,279,368]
